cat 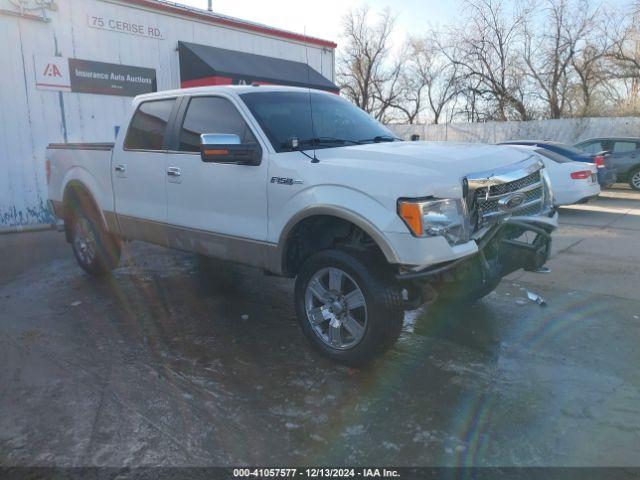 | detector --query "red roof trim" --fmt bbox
[120,0,338,49]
